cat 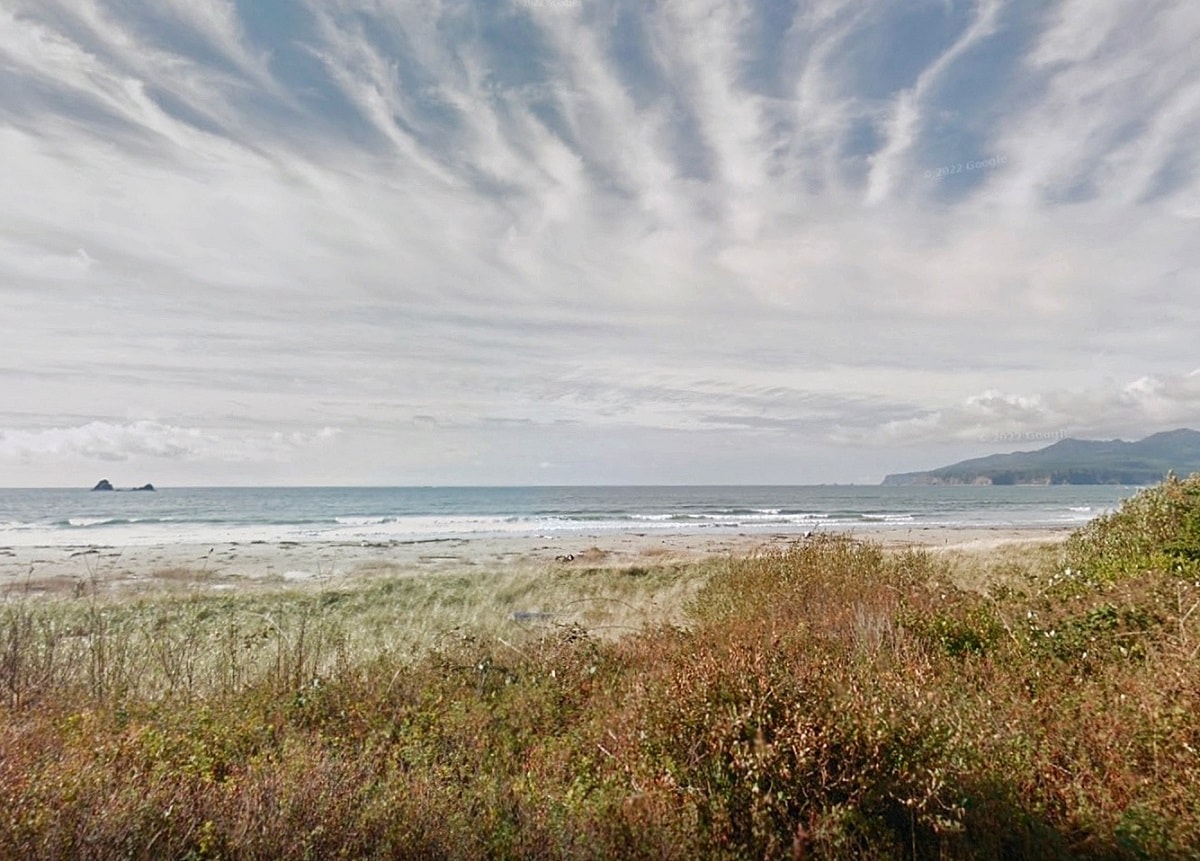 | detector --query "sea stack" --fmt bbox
[90,479,155,491]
